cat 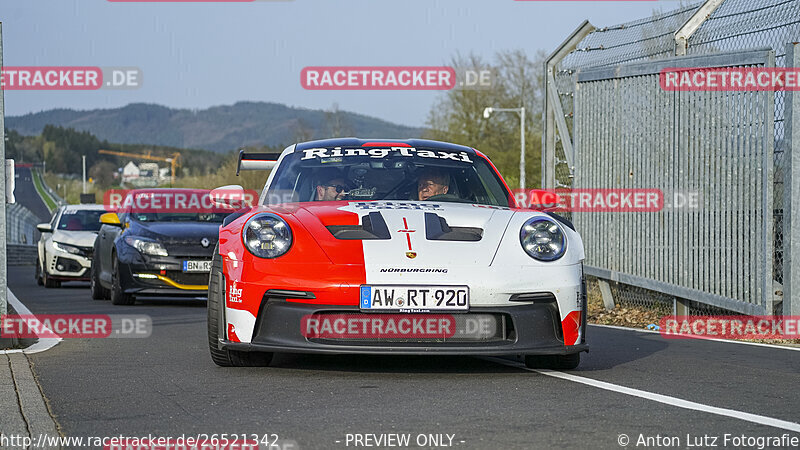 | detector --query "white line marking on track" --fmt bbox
[1,290,62,354]
[589,323,800,351]
[486,357,800,433]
